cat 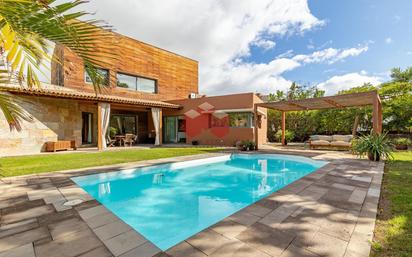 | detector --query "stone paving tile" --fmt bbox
[36,209,77,227]
[241,203,272,217]
[27,187,60,201]
[278,217,320,248]
[211,219,248,239]
[59,185,93,202]
[186,229,232,255]
[318,210,358,241]
[2,205,54,224]
[85,211,119,229]
[0,195,28,209]
[1,199,44,215]
[0,227,49,253]
[306,231,348,257]
[119,242,161,257]
[255,198,281,210]
[259,204,300,229]
[227,210,260,226]
[34,228,102,257]
[78,246,113,257]
[103,230,147,256]
[351,176,372,183]
[285,179,313,193]
[209,238,271,257]
[332,183,356,191]
[0,243,35,257]
[367,187,380,198]
[236,222,295,257]
[280,244,318,257]
[348,188,367,204]
[48,217,89,240]
[346,231,372,257]
[0,218,38,239]
[78,205,109,220]
[94,220,132,241]
[166,241,206,257]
